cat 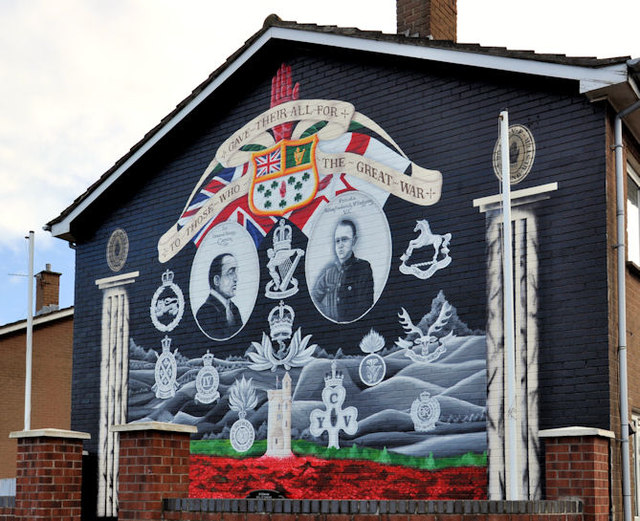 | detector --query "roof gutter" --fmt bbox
[614,83,640,521]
